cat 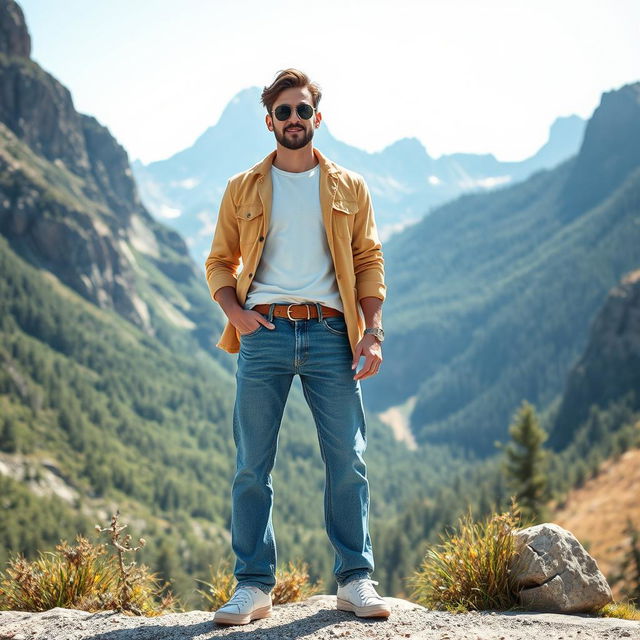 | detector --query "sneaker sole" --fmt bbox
[336,597,391,618]
[213,604,273,625]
